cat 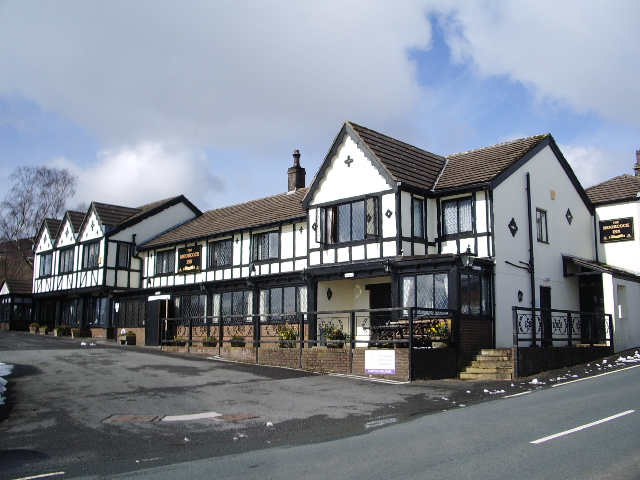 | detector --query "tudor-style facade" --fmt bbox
[31,196,201,335]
